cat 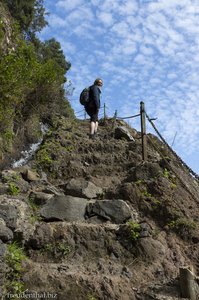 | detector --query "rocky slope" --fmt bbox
[0,116,199,300]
